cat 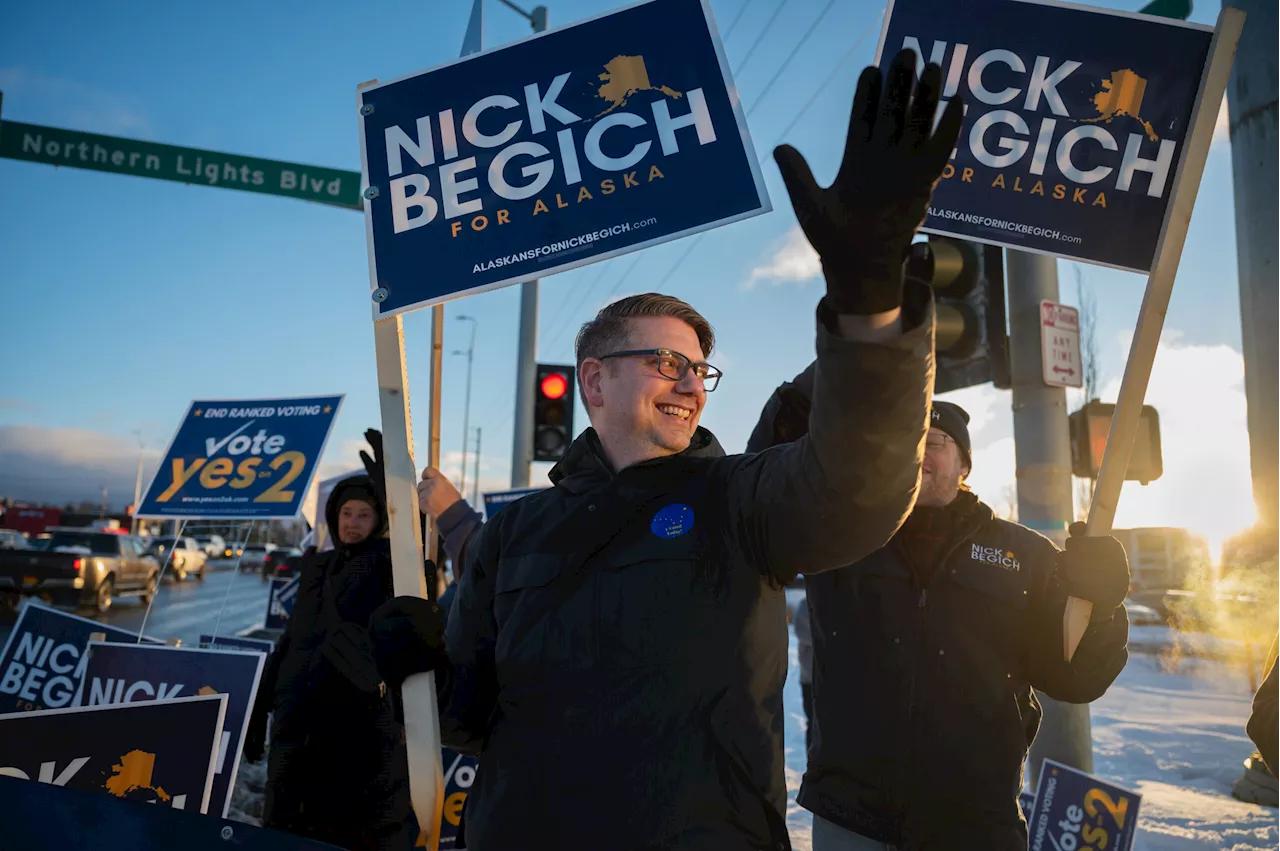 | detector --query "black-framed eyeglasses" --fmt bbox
[598,348,723,391]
